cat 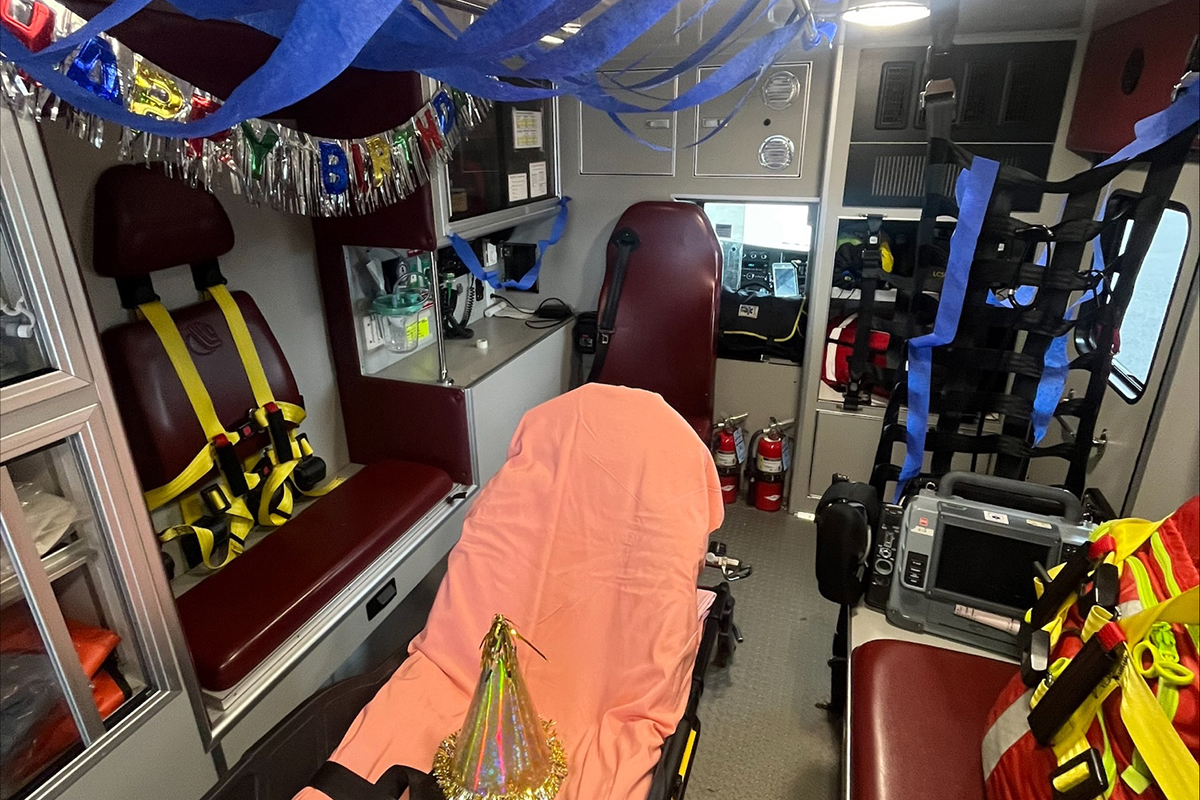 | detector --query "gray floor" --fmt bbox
[688,504,841,800]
